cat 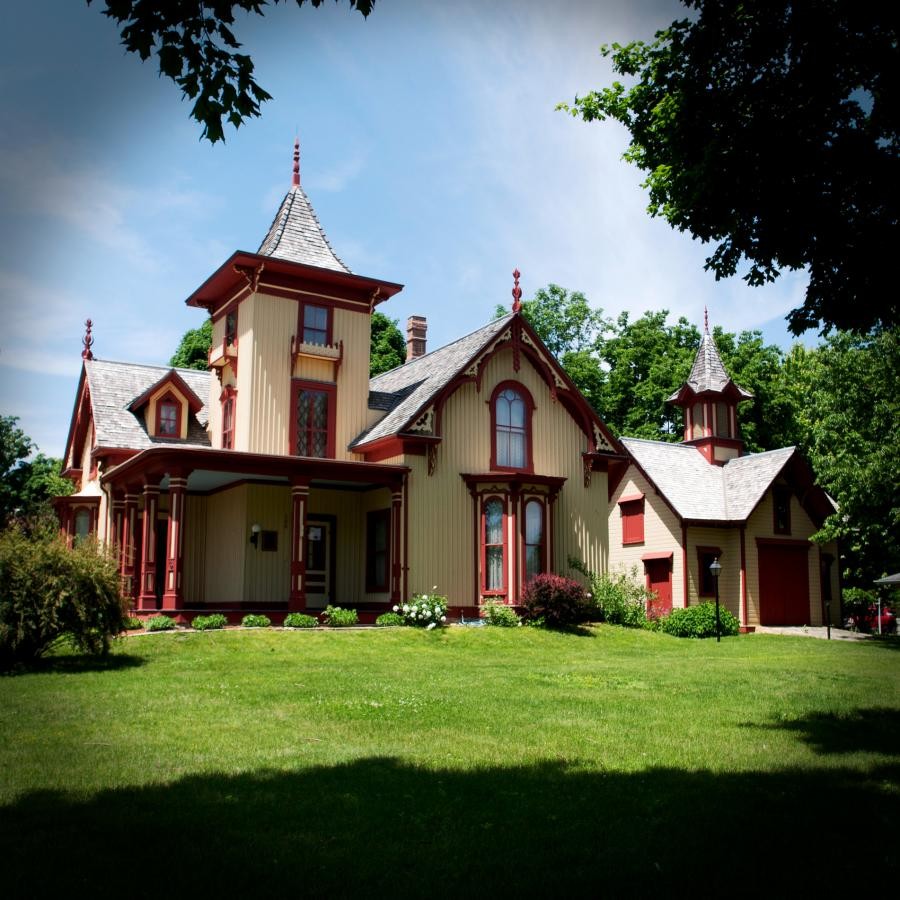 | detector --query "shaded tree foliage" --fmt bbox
[560,1,899,335]
[88,0,375,142]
